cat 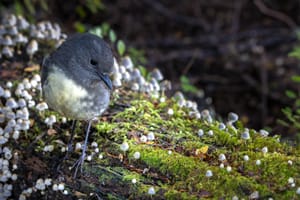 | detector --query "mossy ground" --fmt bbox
[9,86,300,199]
